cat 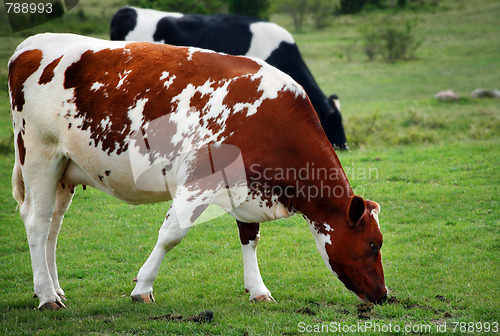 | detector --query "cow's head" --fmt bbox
[324,95,348,151]
[308,195,386,304]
